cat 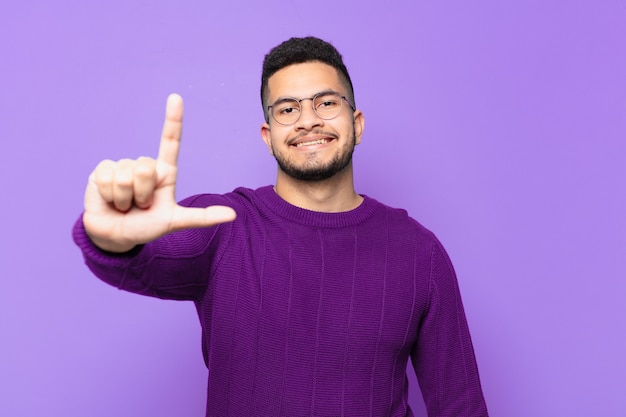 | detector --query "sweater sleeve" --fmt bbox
[72,194,234,302]
[411,240,488,417]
